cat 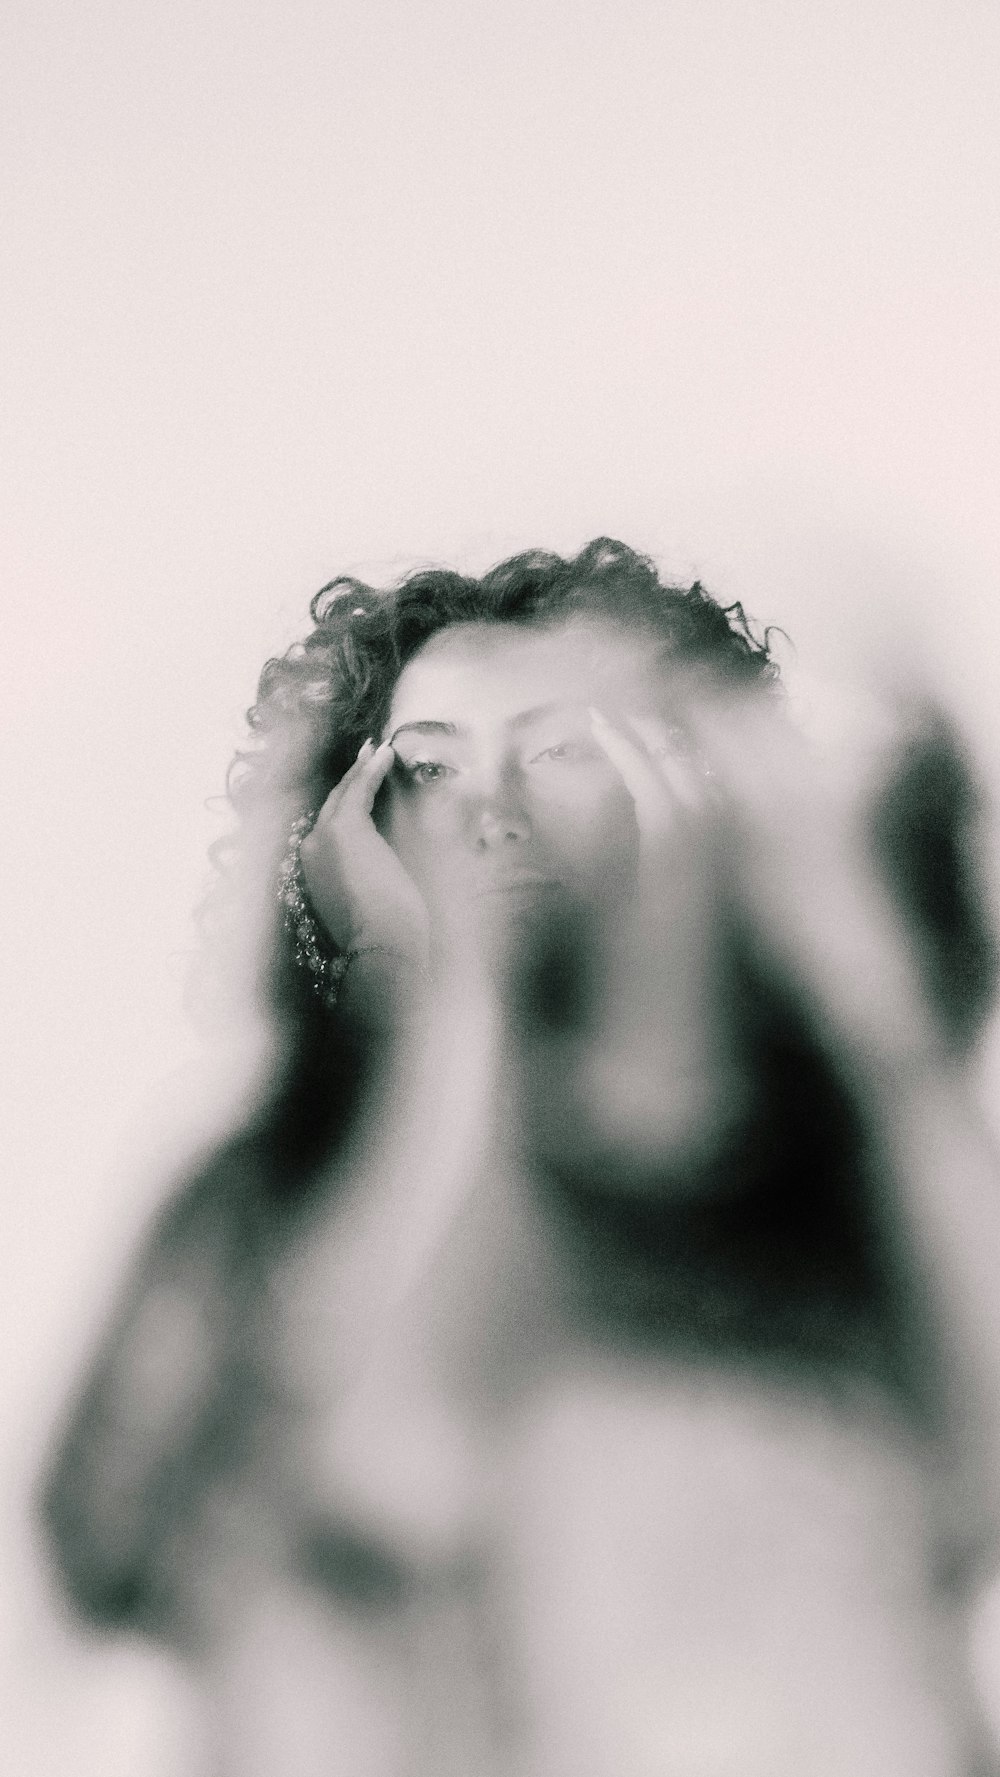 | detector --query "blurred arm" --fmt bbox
[38,1148,251,1633]
[873,1060,1000,1569]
